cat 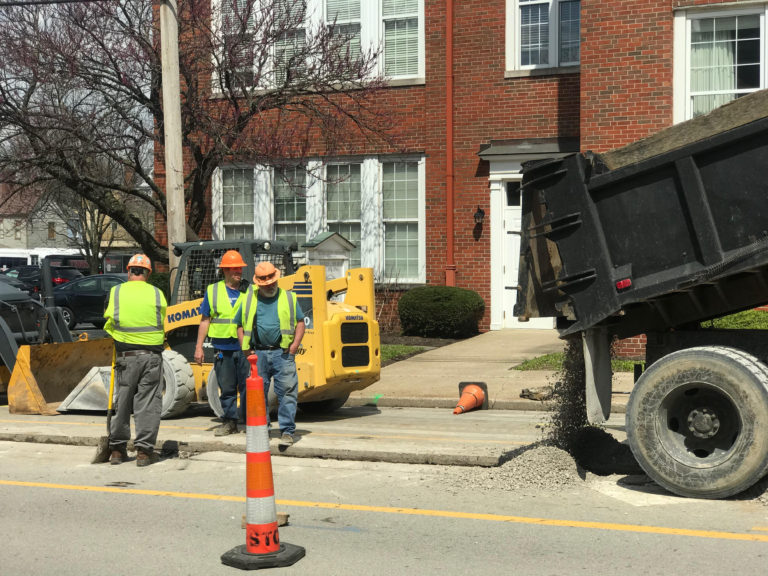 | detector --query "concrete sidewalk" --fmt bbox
[349,329,634,413]
[0,329,634,466]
